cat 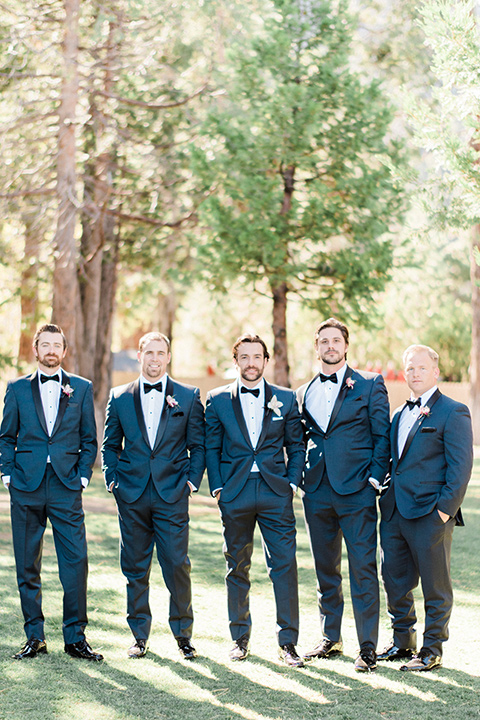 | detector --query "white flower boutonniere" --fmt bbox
[62,384,74,398]
[267,395,284,417]
[166,395,179,409]
[419,405,431,418]
[345,377,356,389]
